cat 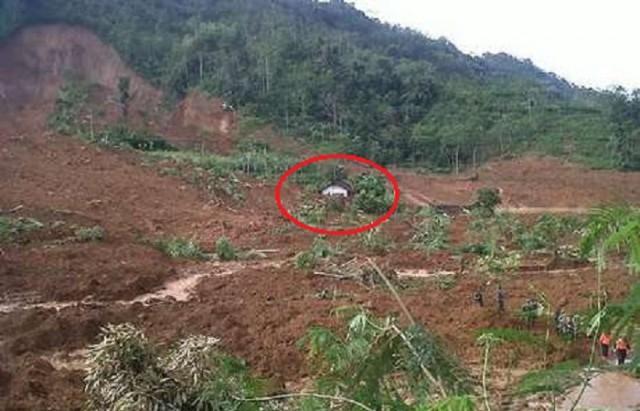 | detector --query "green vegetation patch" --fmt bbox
[516,360,583,396]
[215,237,237,261]
[74,225,106,242]
[0,216,44,243]
[155,237,208,260]
[295,237,337,270]
[475,328,542,346]
[411,207,451,252]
